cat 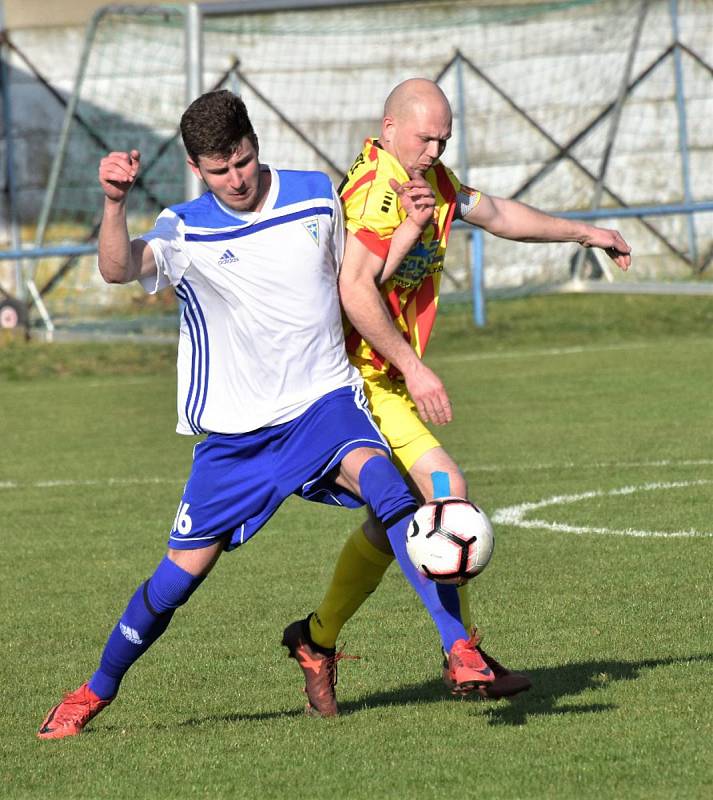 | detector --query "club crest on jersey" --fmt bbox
[218,248,240,265]
[302,219,320,246]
